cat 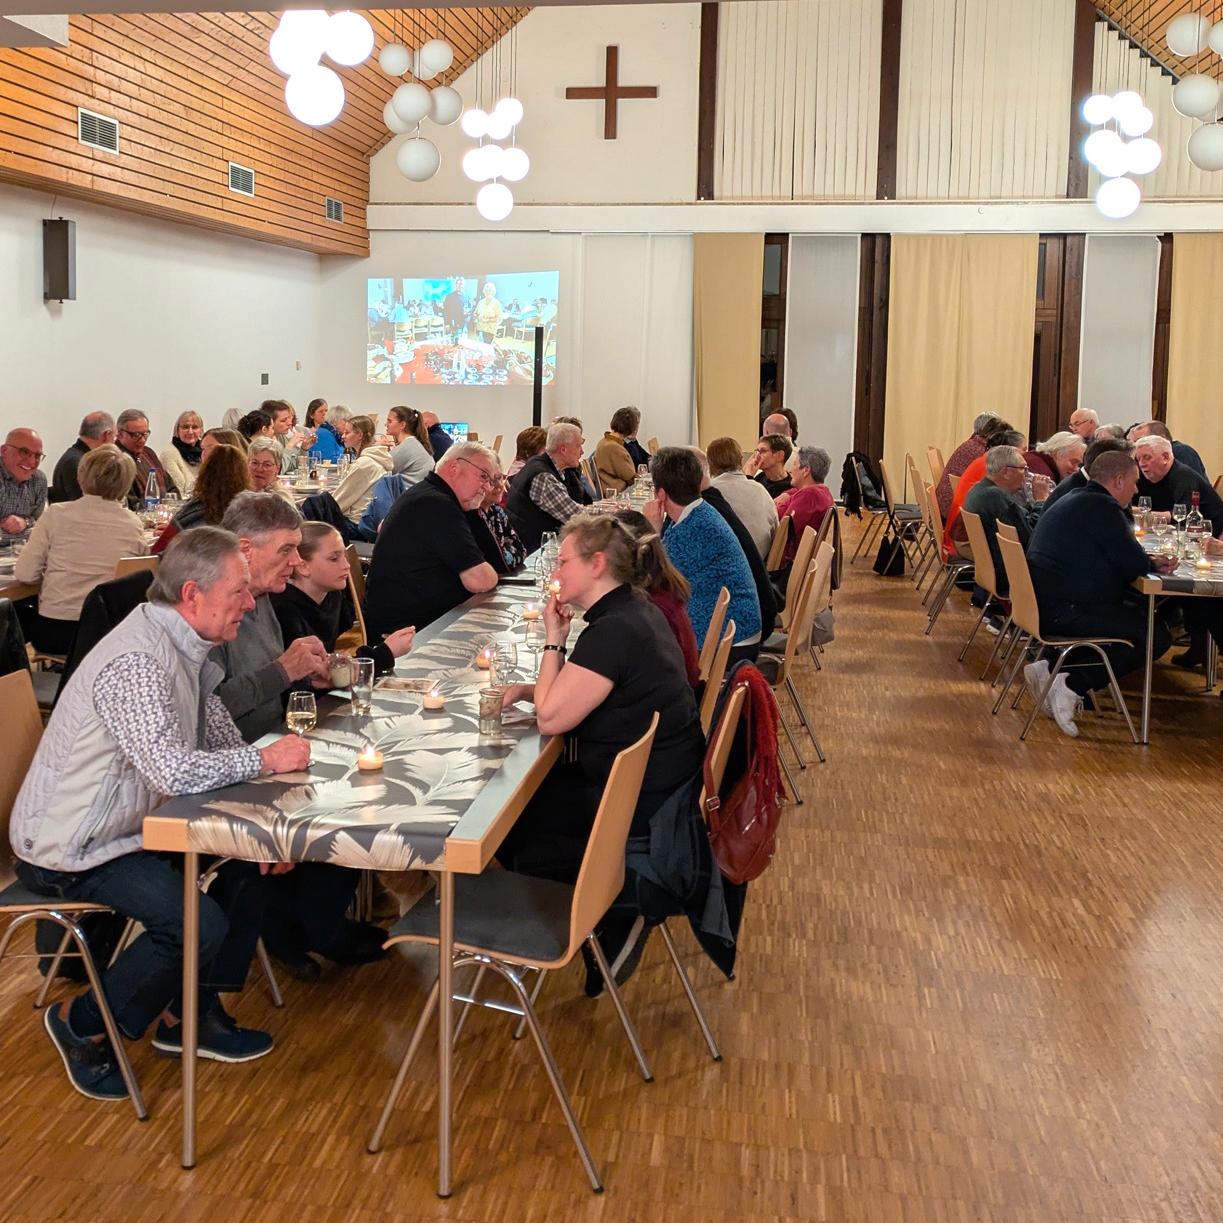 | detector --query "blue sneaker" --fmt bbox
[44,1004,128,1102]
[152,1002,273,1063]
